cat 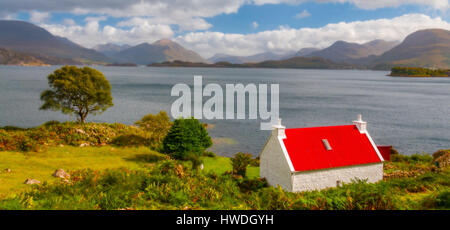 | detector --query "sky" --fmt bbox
[1,0,449,58]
